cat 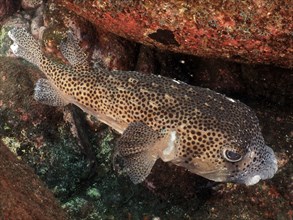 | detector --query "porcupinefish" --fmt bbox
[8,28,278,186]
